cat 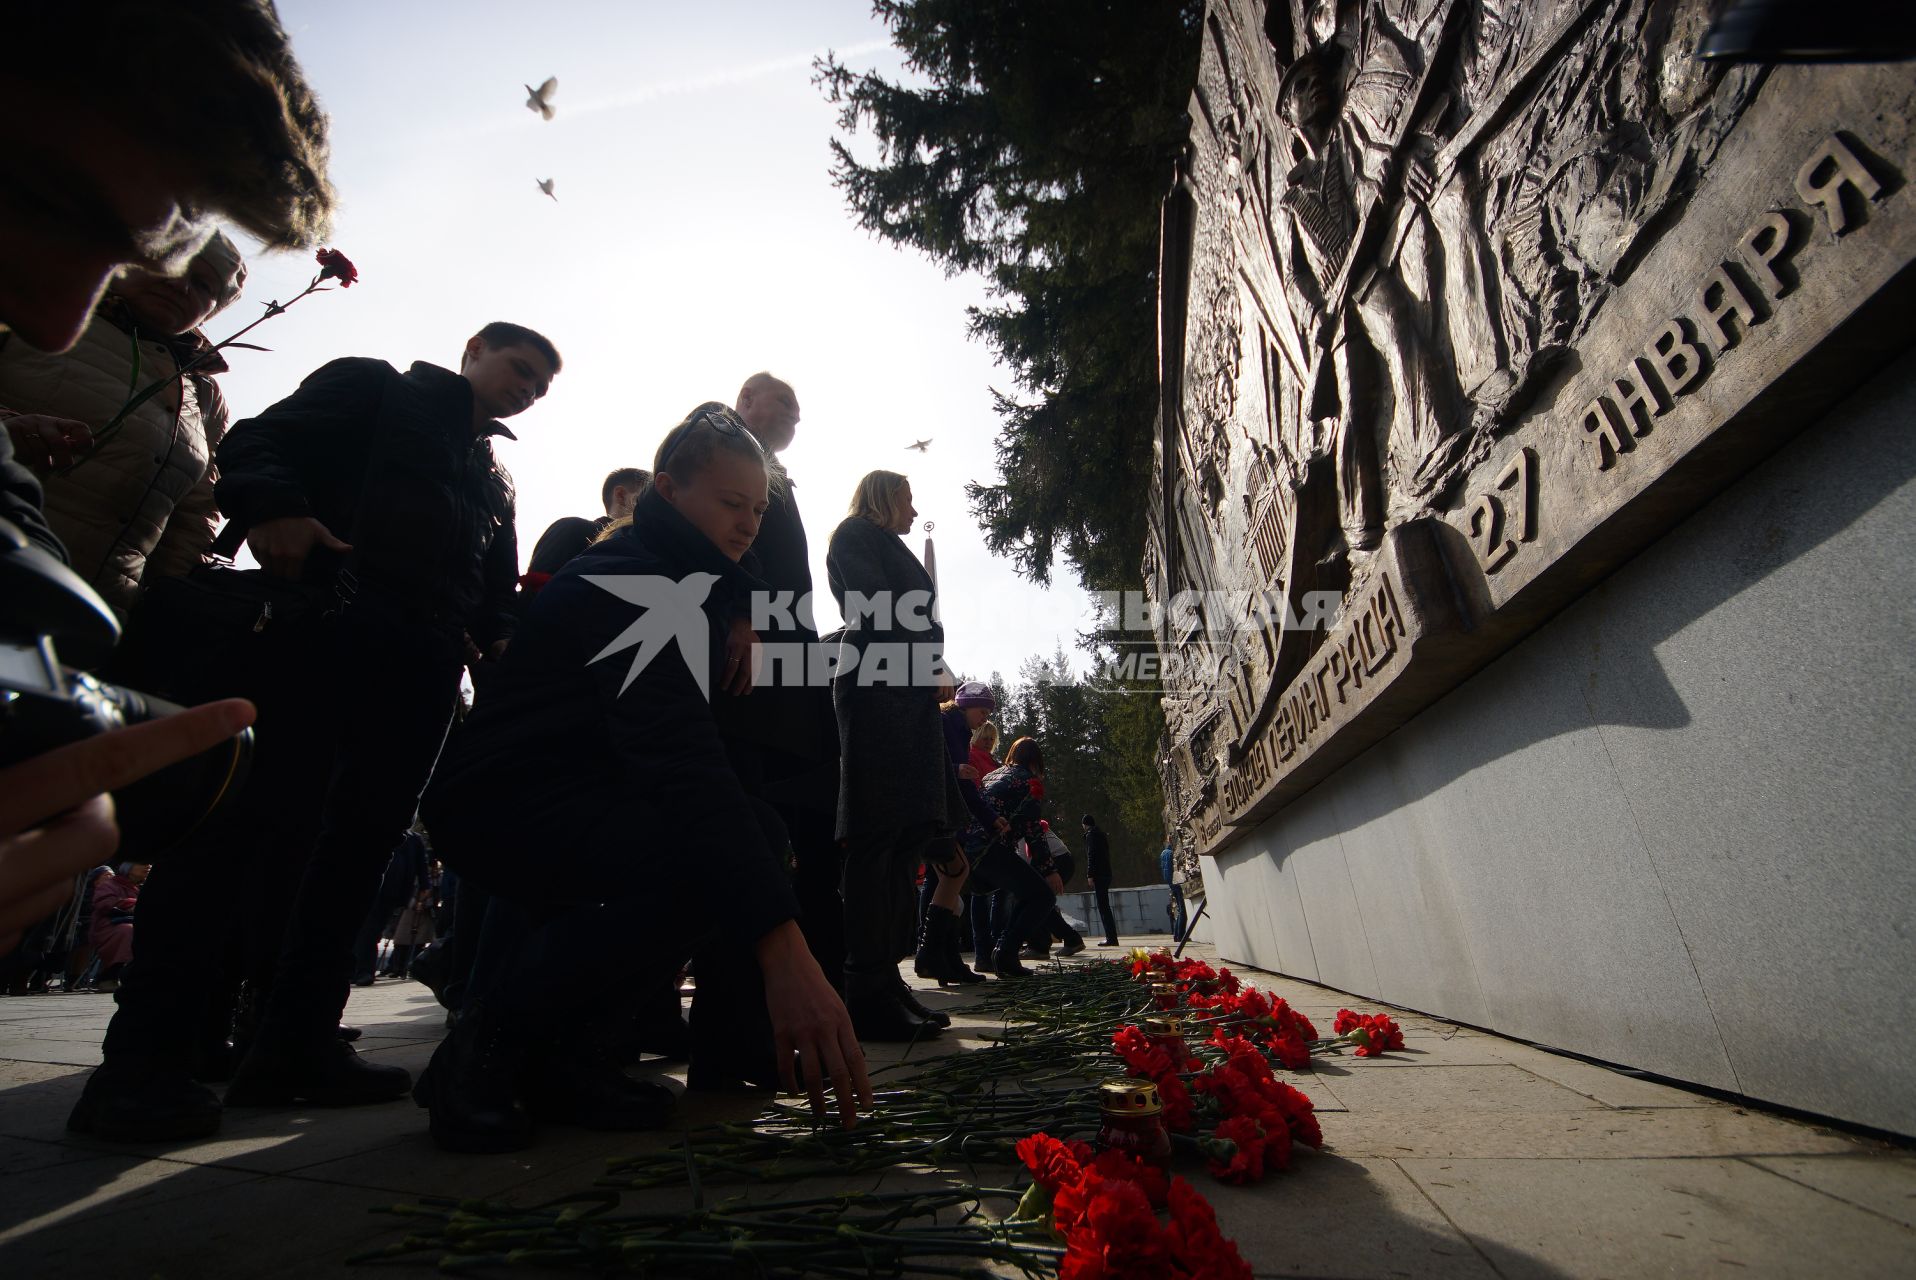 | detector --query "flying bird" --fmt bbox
[524,76,558,120]
[907,438,932,452]
[536,178,557,201]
